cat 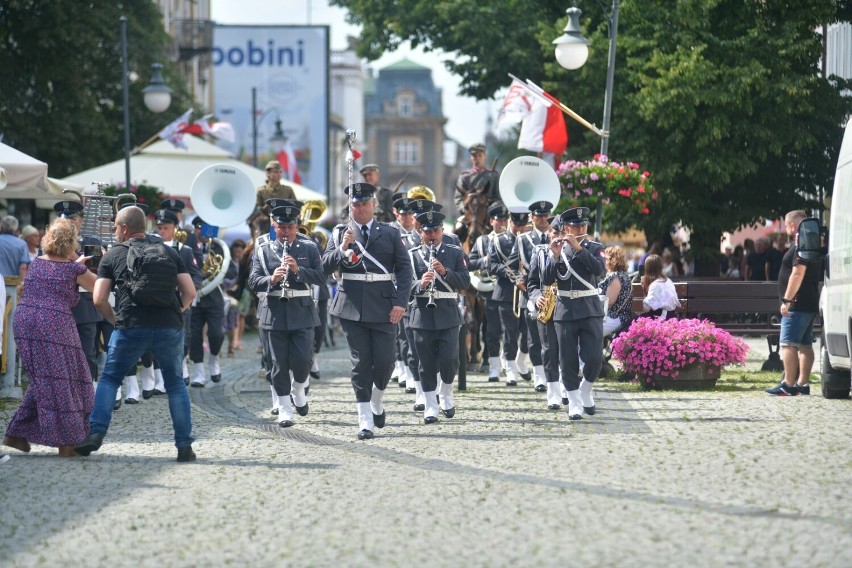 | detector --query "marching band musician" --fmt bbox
[322,183,412,440]
[508,201,554,393]
[526,217,566,410]
[249,160,298,236]
[249,205,325,427]
[542,207,606,419]
[407,211,470,423]
[389,196,419,392]
[489,212,532,386]
[189,217,237,388]
[468,203,507,382]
